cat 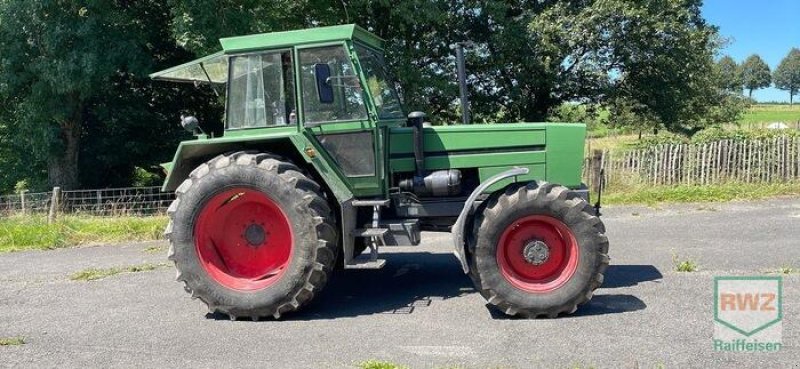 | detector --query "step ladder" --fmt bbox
[345,199,390,269]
